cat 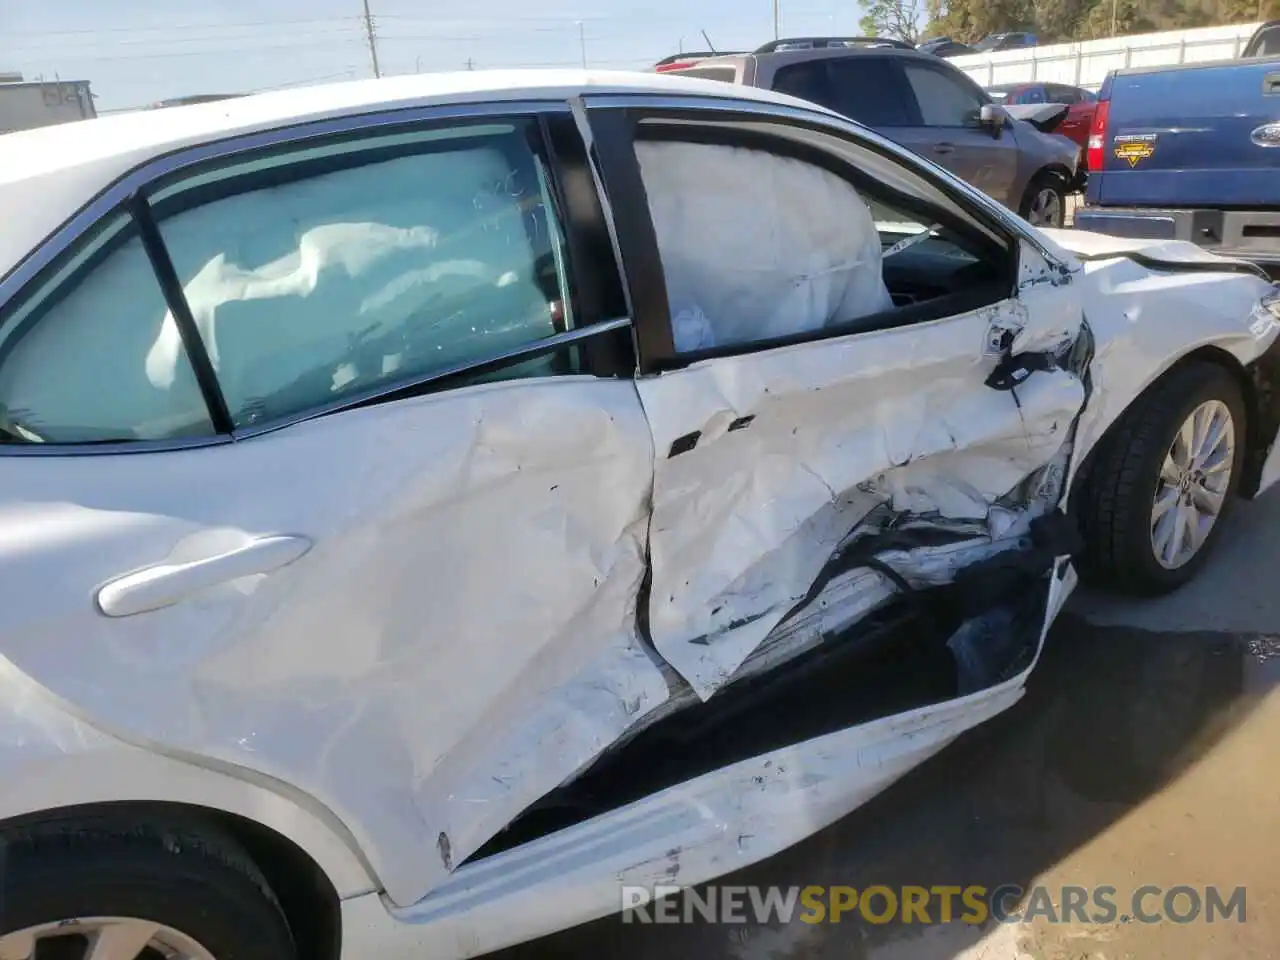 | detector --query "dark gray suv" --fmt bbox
[663,43,1080,227]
